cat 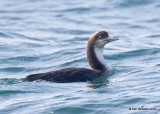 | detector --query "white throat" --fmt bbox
[94,46,106,67]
